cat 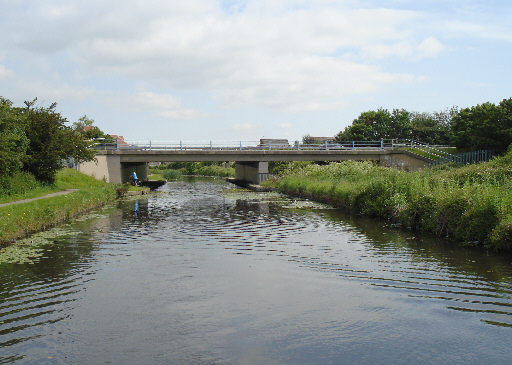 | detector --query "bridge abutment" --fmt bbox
[78,154,148,184]
[235,161,269,185]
